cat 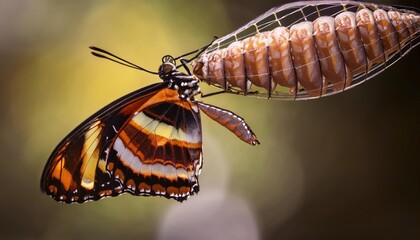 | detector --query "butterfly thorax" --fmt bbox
[159,62,201,101]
